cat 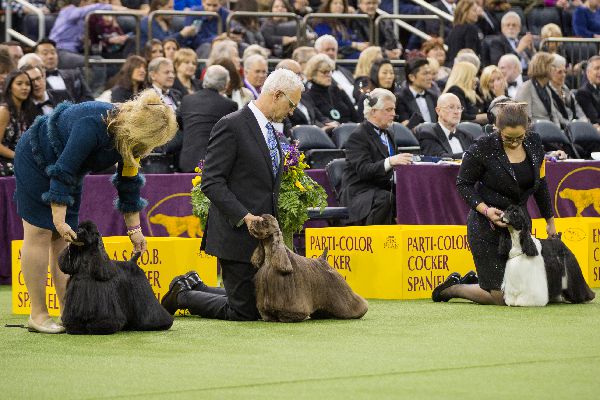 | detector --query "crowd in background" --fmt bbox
[1,0,600,177]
